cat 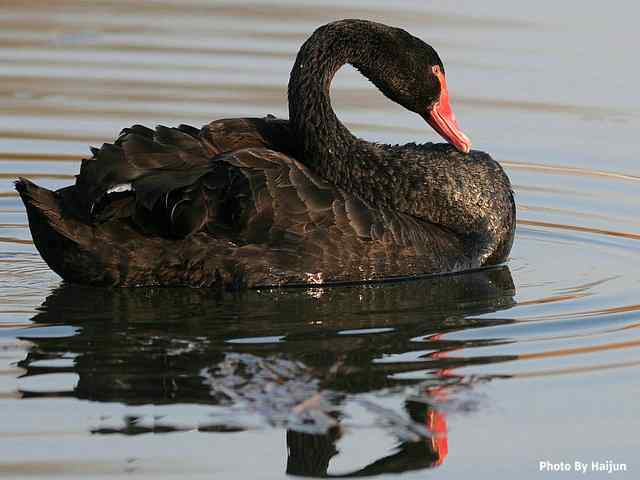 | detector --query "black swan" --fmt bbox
[16,19,515,288]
